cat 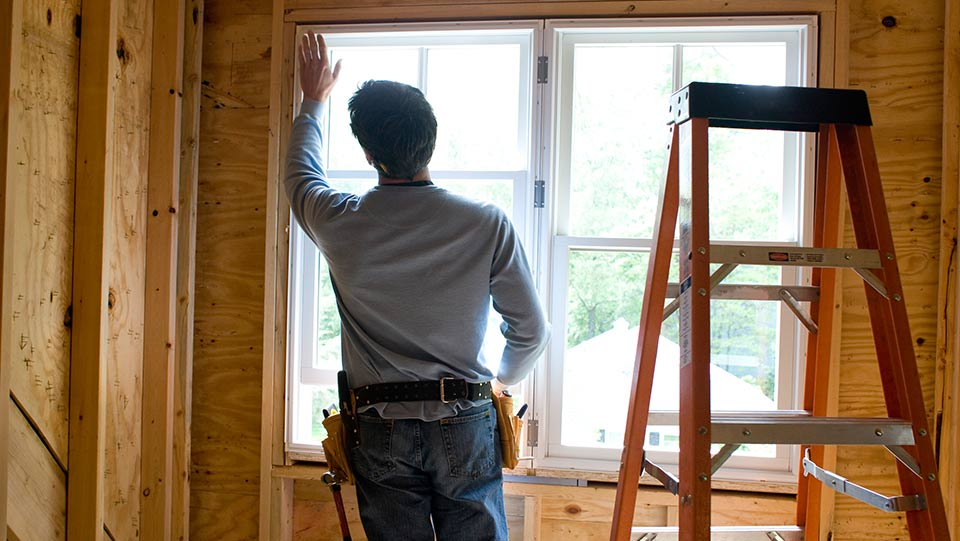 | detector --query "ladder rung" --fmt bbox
[665,284,819,302]
[710,245,881,268]
[631,525,803,541]
[648,412,916,445]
